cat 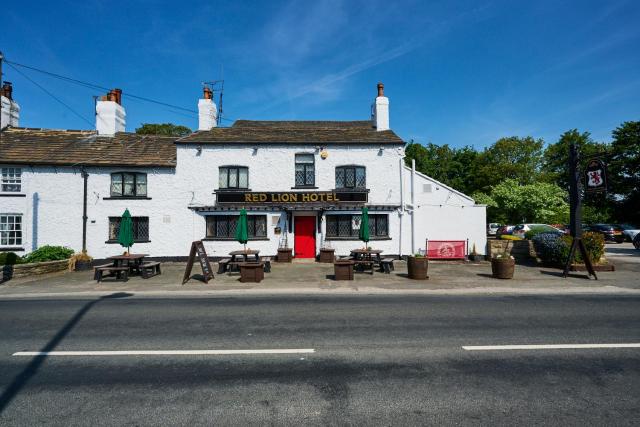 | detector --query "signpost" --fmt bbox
[562,144,598,279]
[182,241,214,284]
